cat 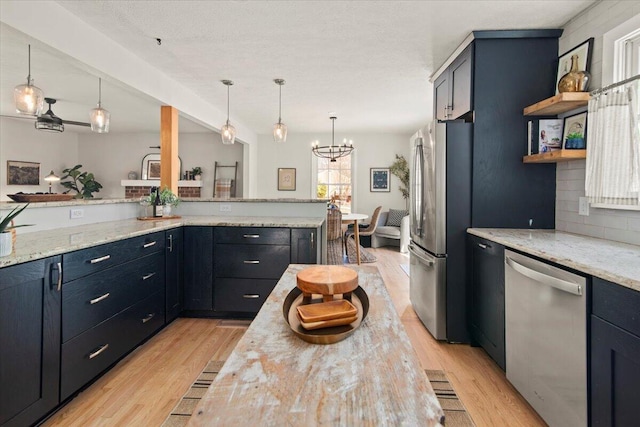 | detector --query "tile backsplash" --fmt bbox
[555,1,640,246]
